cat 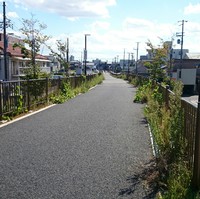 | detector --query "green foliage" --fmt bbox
[130,76,141,86]
[14,86,23,114]
[1,115,11,121]
[141,79,200,198]
[50,81,74,104]
[120,74,127,80]
[134,84,148,103]
[50,73,104,104]
[26,79,47,101]
[145,40,169,81]
[61,81,75,99]
[133,80,153,103]
[20,65,49,80]
[162,163,192,199]
[48,40,70,75]
[14,14,50,79]
[111,73,127,80]
[78,73,104,93]
[19,14,50,55]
